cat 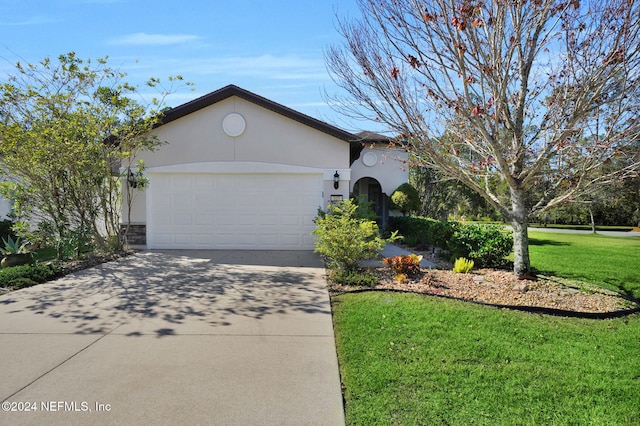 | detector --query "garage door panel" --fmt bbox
[194,215,213,225]
[173,214,193,226]
[281,215,300,226]
[260,215,279,226]
[148,172,321,250]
